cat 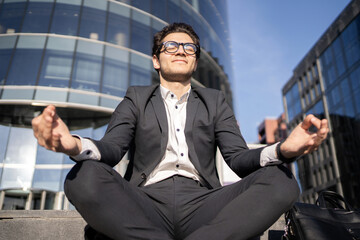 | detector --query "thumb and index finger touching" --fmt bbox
[301,114,329,143]
[301,114,328,131]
